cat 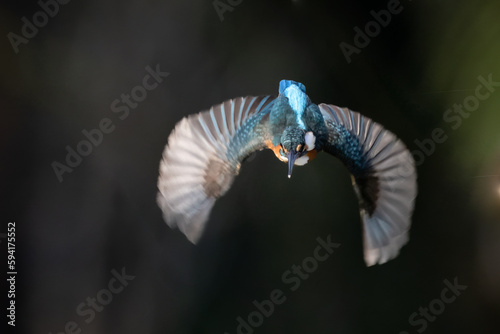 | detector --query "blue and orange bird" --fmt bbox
[157,80,417,266]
